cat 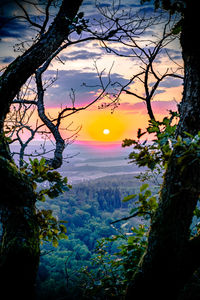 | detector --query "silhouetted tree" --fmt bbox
[126,1,200,299]
[0,1,83,297]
